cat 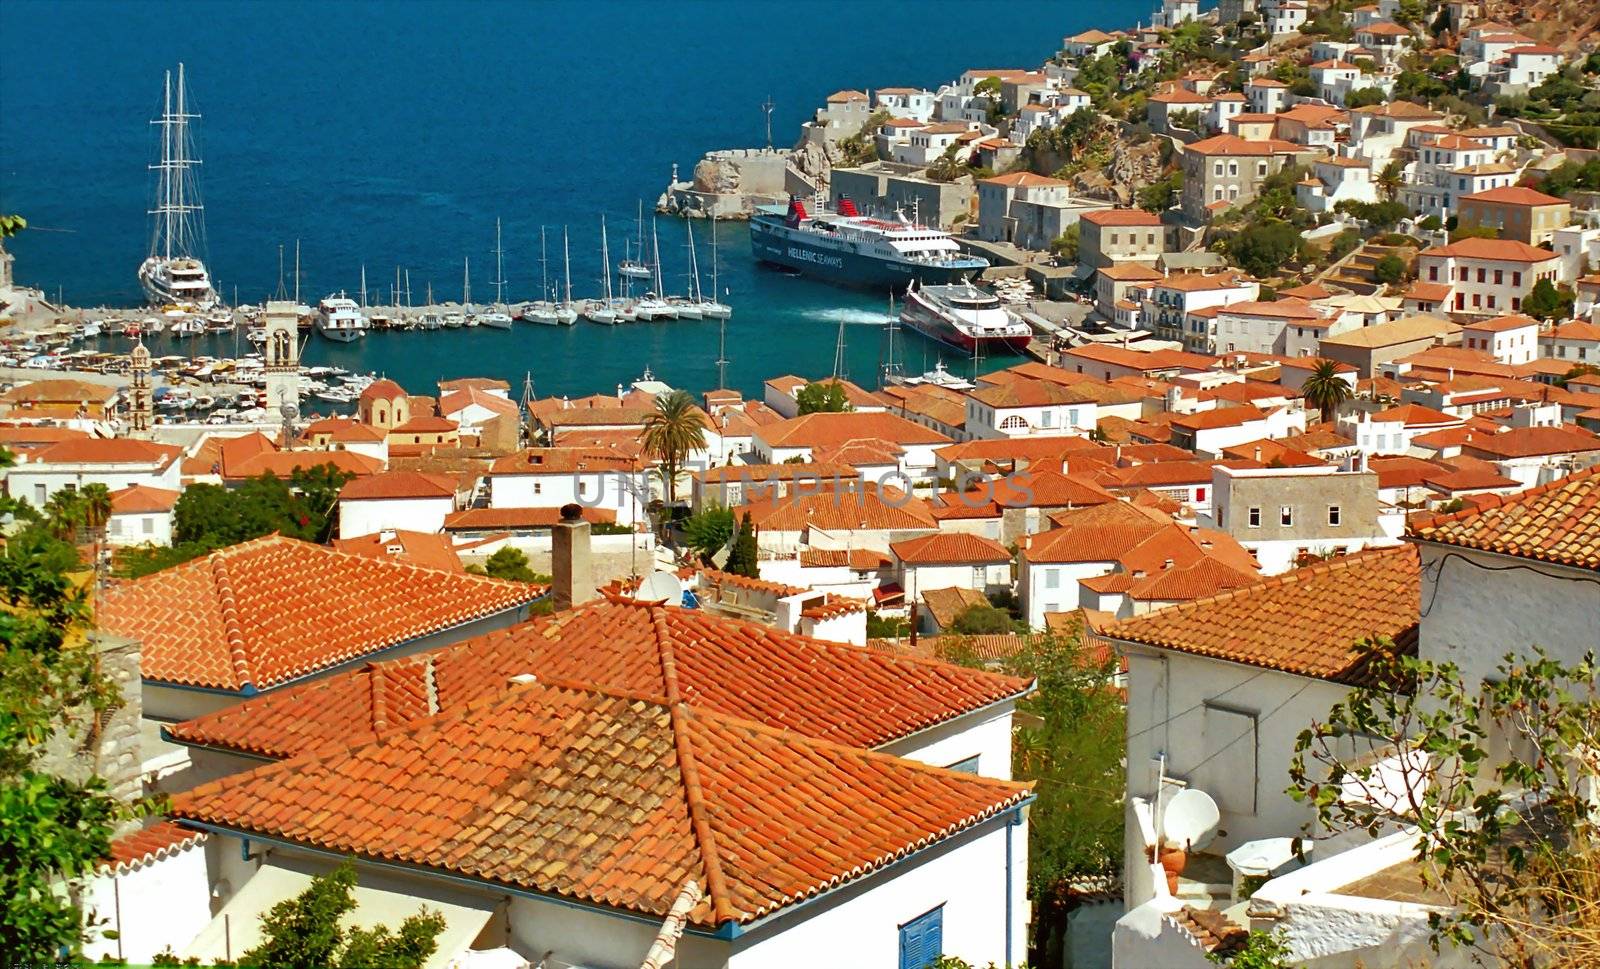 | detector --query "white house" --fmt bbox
[1295,155,1377,214]
[1209,299,1334,356]
[6,438,183,509]
[487,446,652,526]
[1413,237,1566,318]
[891,121,980,166]
[751,411,953,481]
[1244,77,1289,115]
[1101,545,1420,933]
[1496,44,1562,88]
[1459,313,1539,365]
[1338,403,1466,456]
[890,531,1013,603]
[337,470,459,541]
[1168,404,1308,458]
[106,484,180,547]
[874,86,937,122]
[1262,0,1310,34]
[964,379,1100,439]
